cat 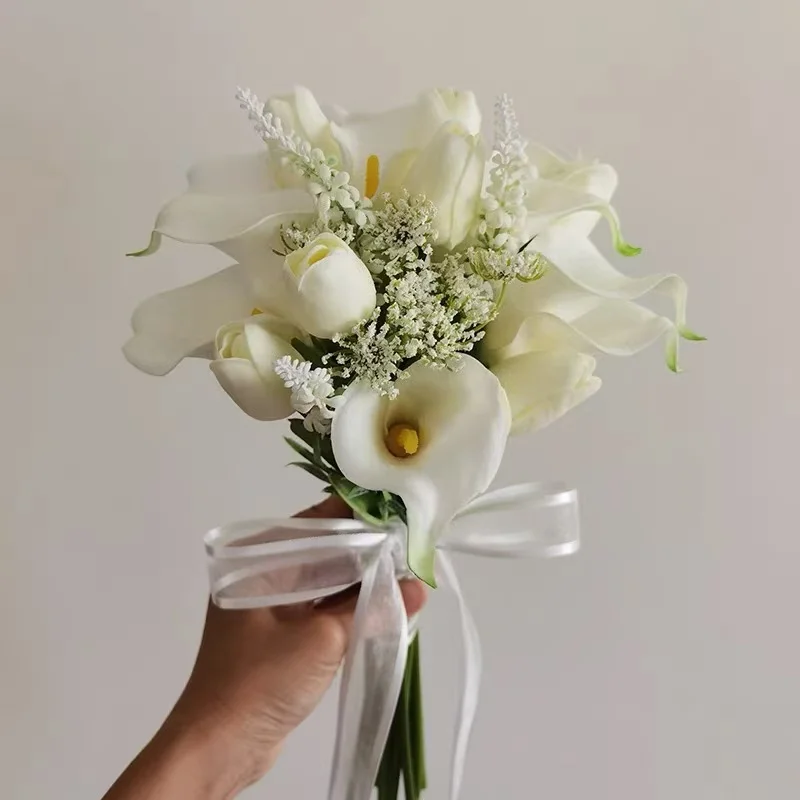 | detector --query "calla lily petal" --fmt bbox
[487,277,674,362]
[185,152,276,194]
[123,263,259,376]
[152,190,312,247]
[492,349,601,434]
[403,123,485,248]
[332,106,421,195]
[213,211,313,269]
[331,356,510,585]
[486,233,694,369]
[128,149,313,256]
[331,89,482,196]
[525,179,640,256]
